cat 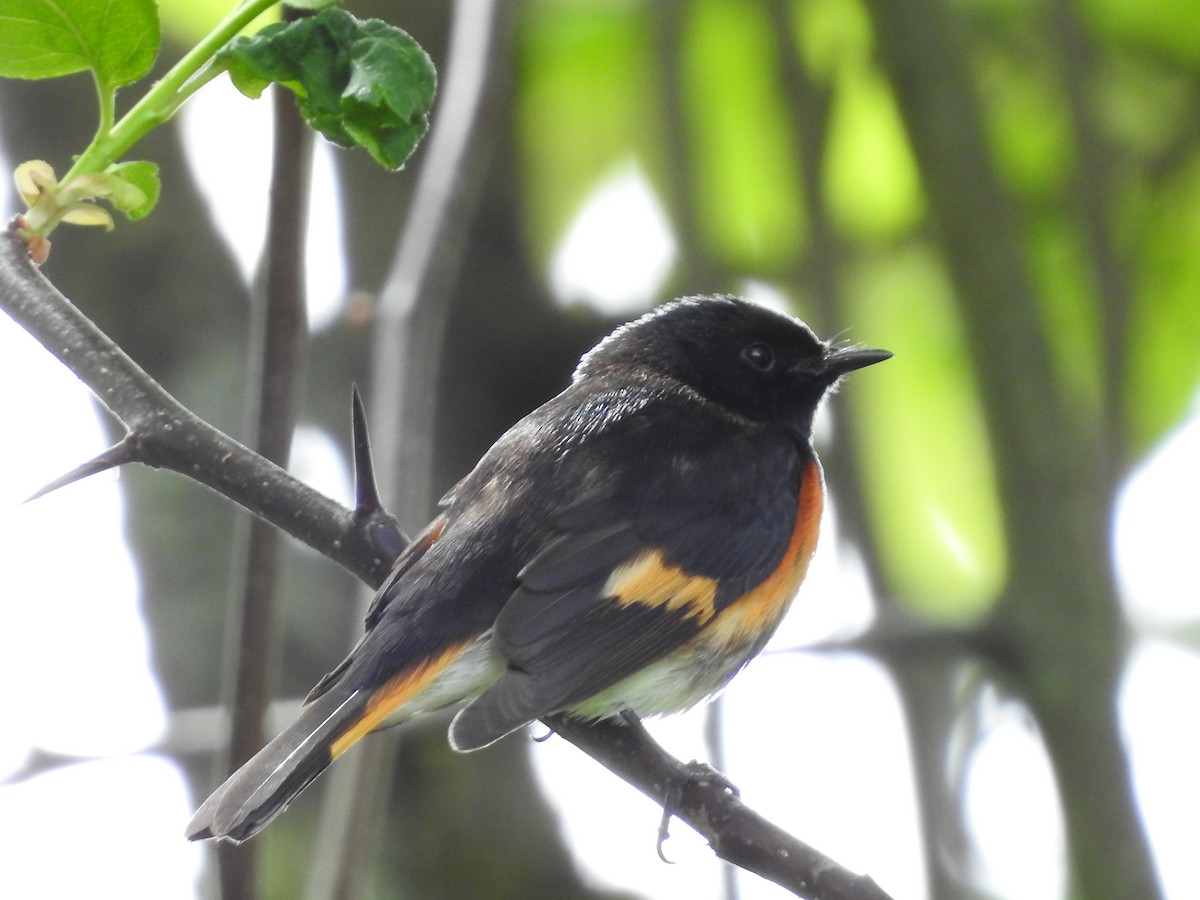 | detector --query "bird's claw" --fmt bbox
[655,759,740,864]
